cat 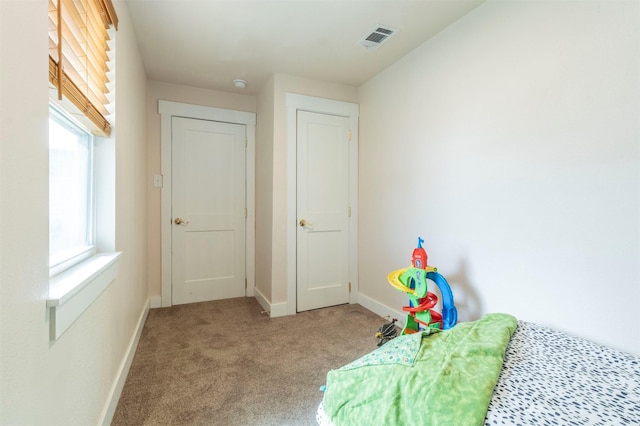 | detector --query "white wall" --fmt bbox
[0,0,150,423]
[358,0,639,355]
[255,75,275,304]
